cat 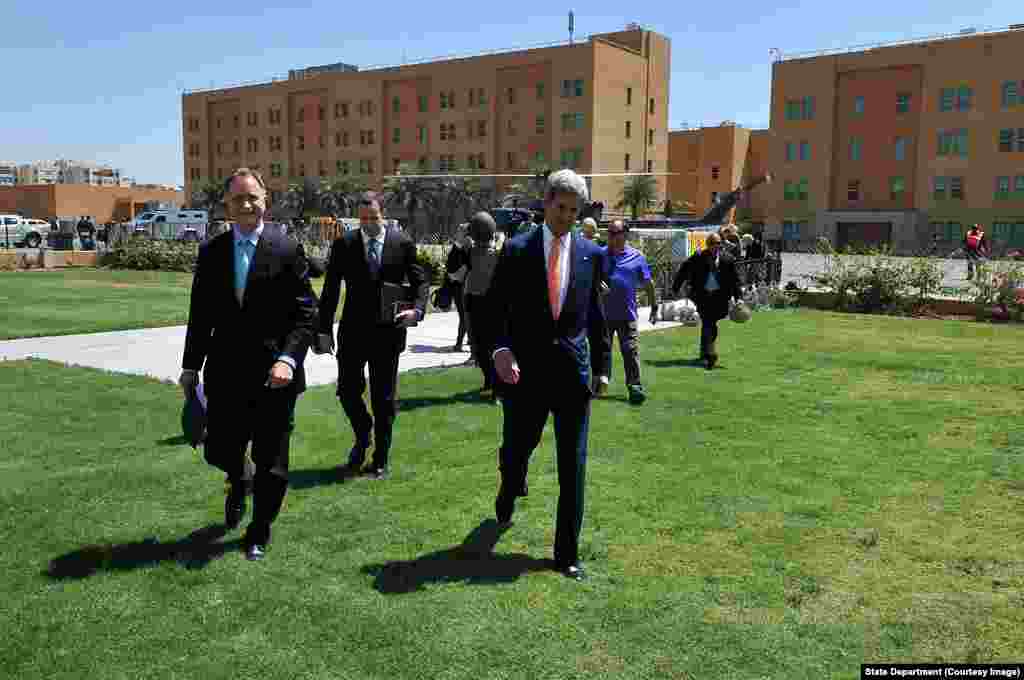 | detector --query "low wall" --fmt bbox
[795,290,976,316]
